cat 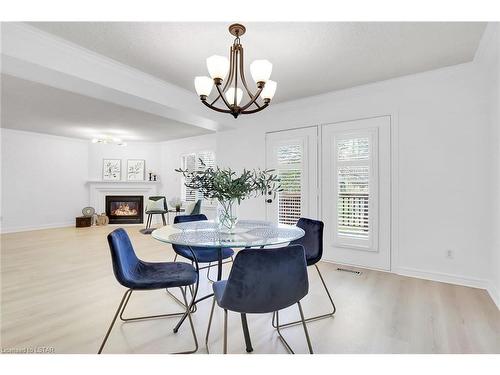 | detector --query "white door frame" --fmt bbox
[321,116,391,270]
[265,126,319,222]
[265,112,399,272]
